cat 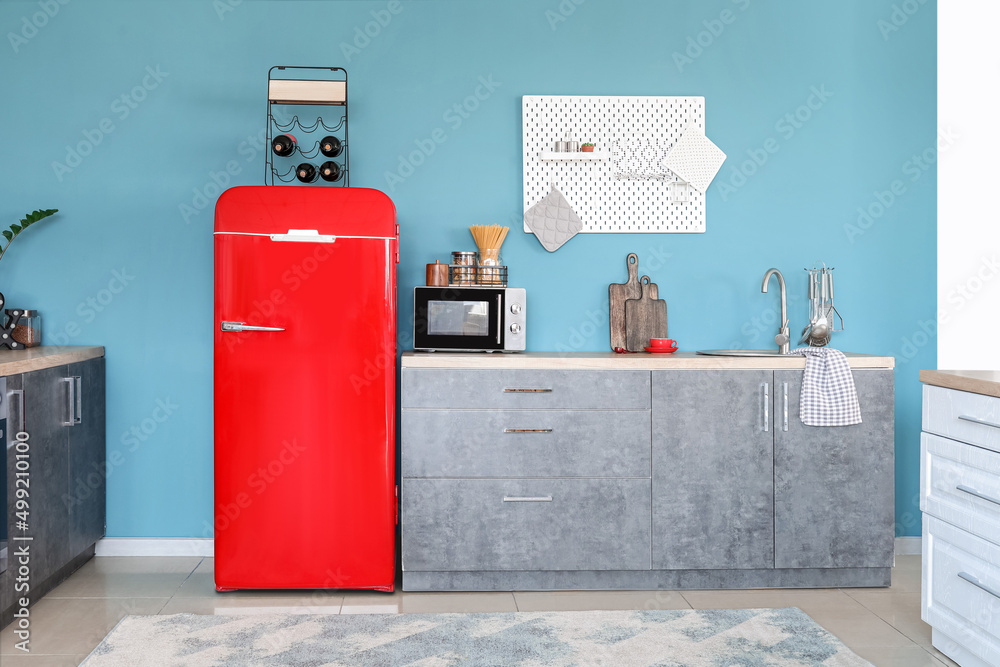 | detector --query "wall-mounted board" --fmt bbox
[522,95,708,234]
